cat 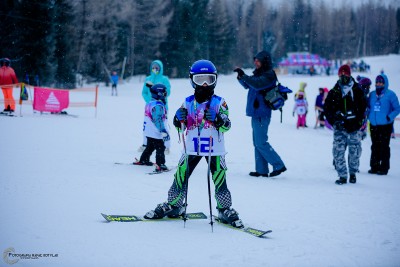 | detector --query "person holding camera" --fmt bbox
[324,65,367,185]
[234,50,286,178]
